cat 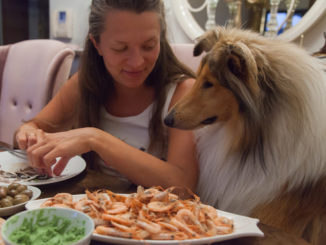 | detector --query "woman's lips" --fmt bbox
[124,70,144,78]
